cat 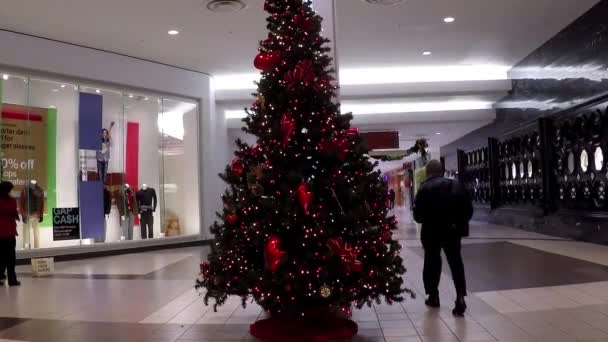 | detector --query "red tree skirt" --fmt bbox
[250,316,358,342]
